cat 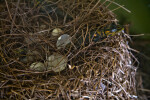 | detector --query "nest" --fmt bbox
[0,0,138,99]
